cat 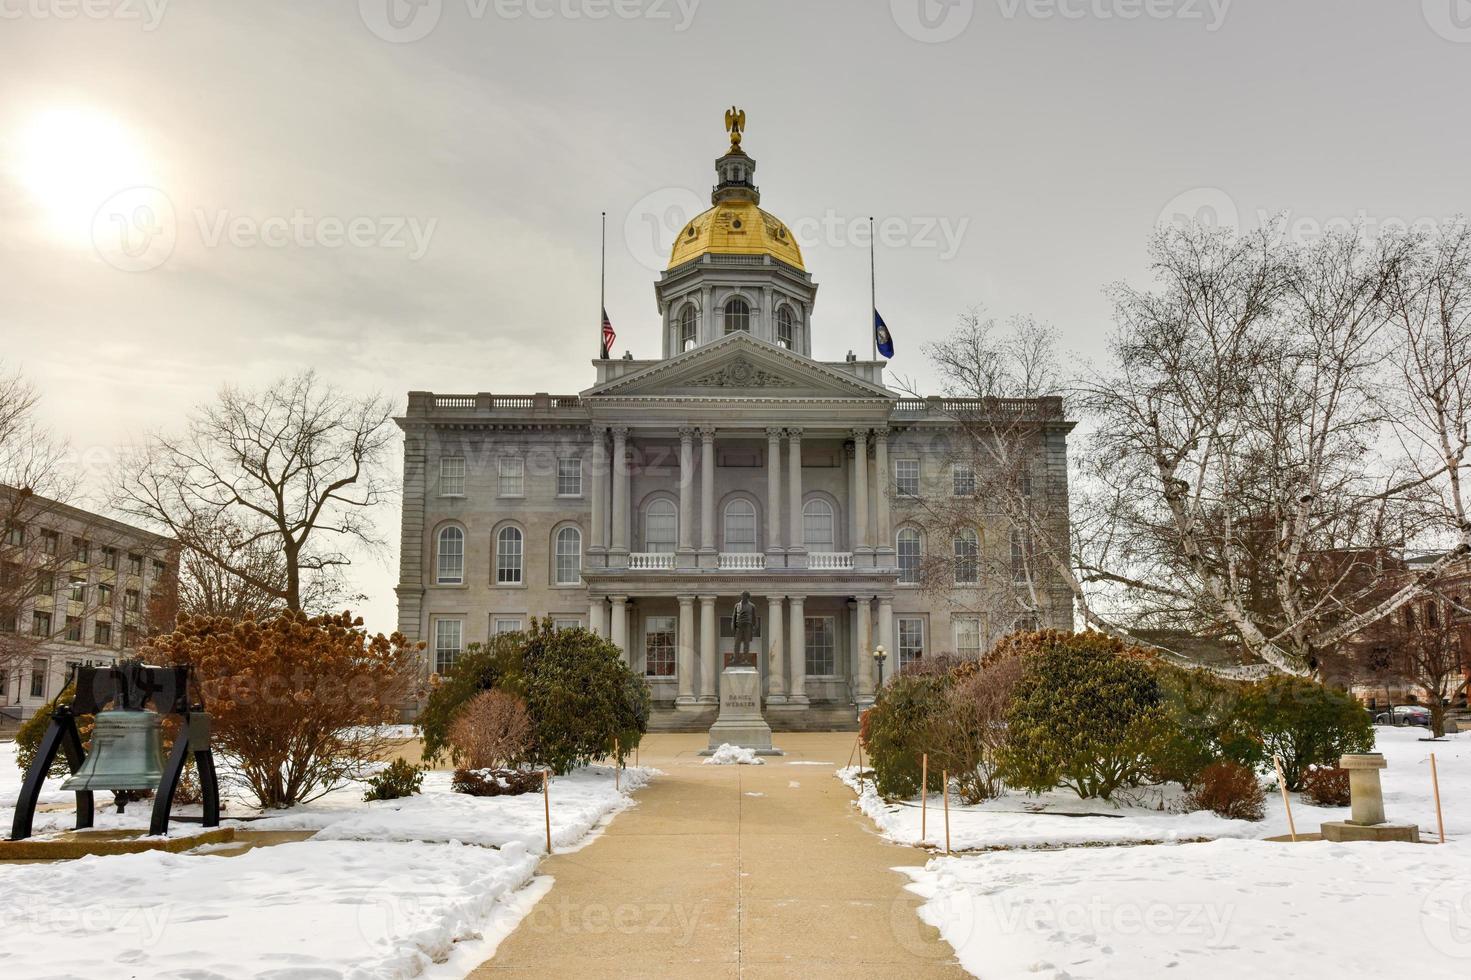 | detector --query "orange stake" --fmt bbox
[1273,754,1297,842]
[943,769,951,855]
[1431,753,1446,845]
[615,737,621,792]
[543,768,553,854]
[921,753,929,844]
